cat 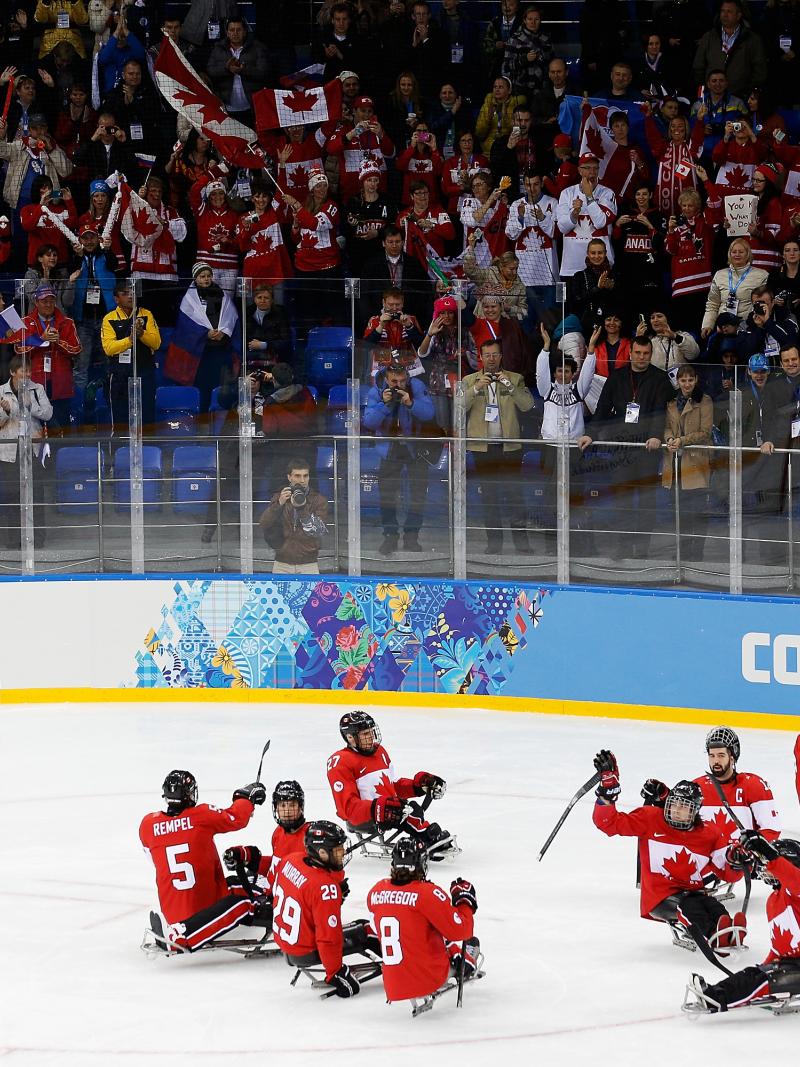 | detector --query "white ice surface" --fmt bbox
[2,702,799,1066]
